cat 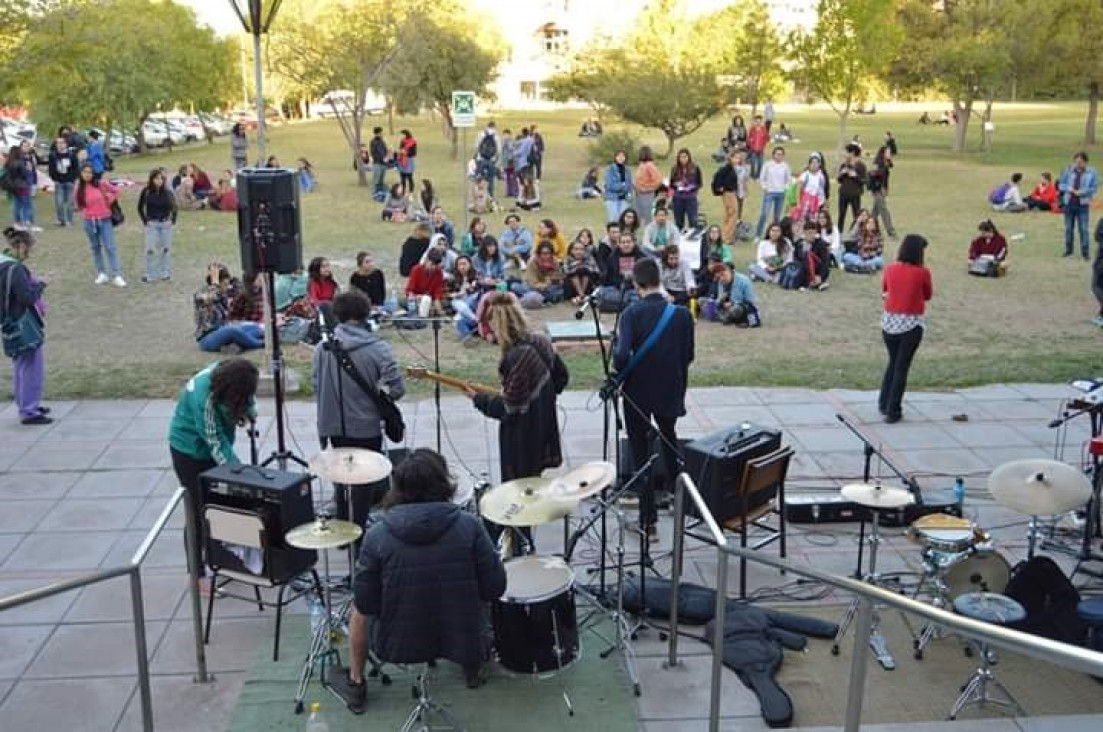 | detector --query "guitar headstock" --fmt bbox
[405,366,429,379]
